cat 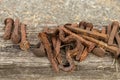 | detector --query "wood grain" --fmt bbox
[0,25,120,80]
